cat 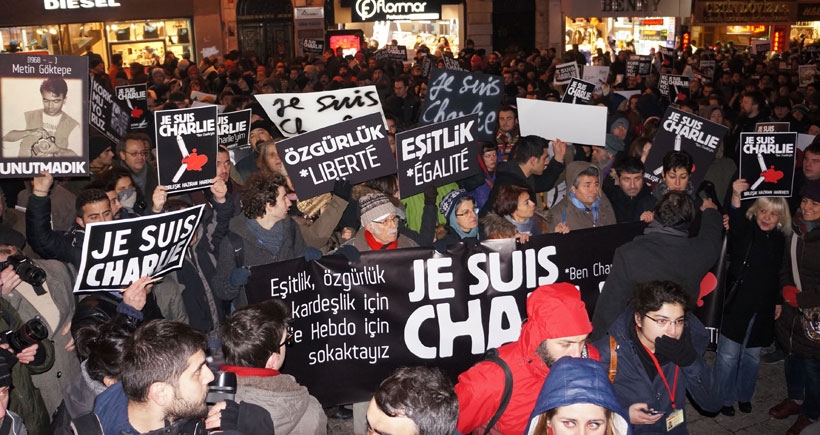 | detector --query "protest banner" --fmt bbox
[738,132,796,199]
[245,222,646,405]
[386,45,408,61]
[626,55,651,77]
[419,69,503,142]
[751,39,771,55]
[89,77,129,144]
[560,78,595,105]
[73,205,205,292]
[255,85,385,137]
[659,47,675,71]
[644,107,727,187]
[700,60,716,79]
[582,65,609,95]
[553,61,579,85]
[0,54,89,178]
[658,74,691,103]
[154,105,218,193]
[517,98,607,146]
[115,84,149,129]
[442,56,462,71]
[396,114,480,198]
[755,122,791,133]
[276,112,395,198]
[799,64,816,87]
[218,109,251,150]
[302,38,325,55]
